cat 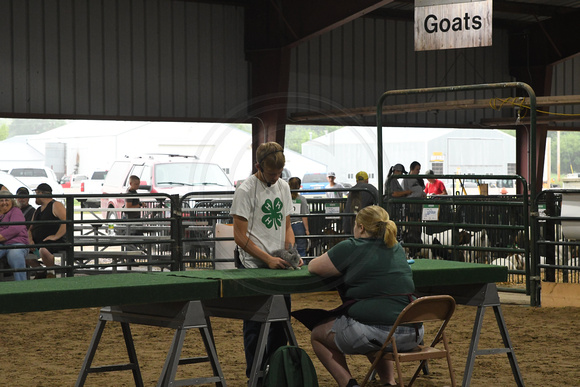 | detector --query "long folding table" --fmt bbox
[0,259,523,386]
